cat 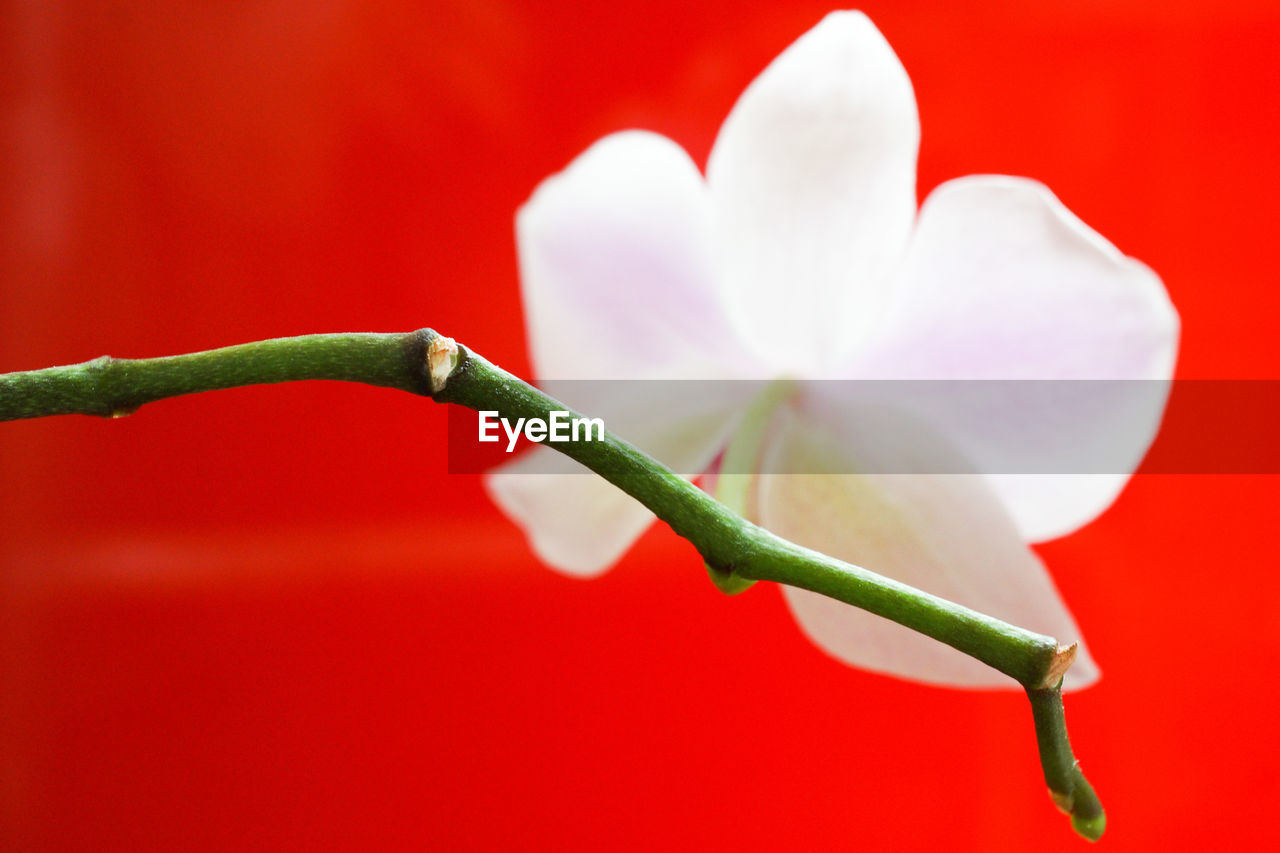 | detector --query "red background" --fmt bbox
[3,1,1277,849]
